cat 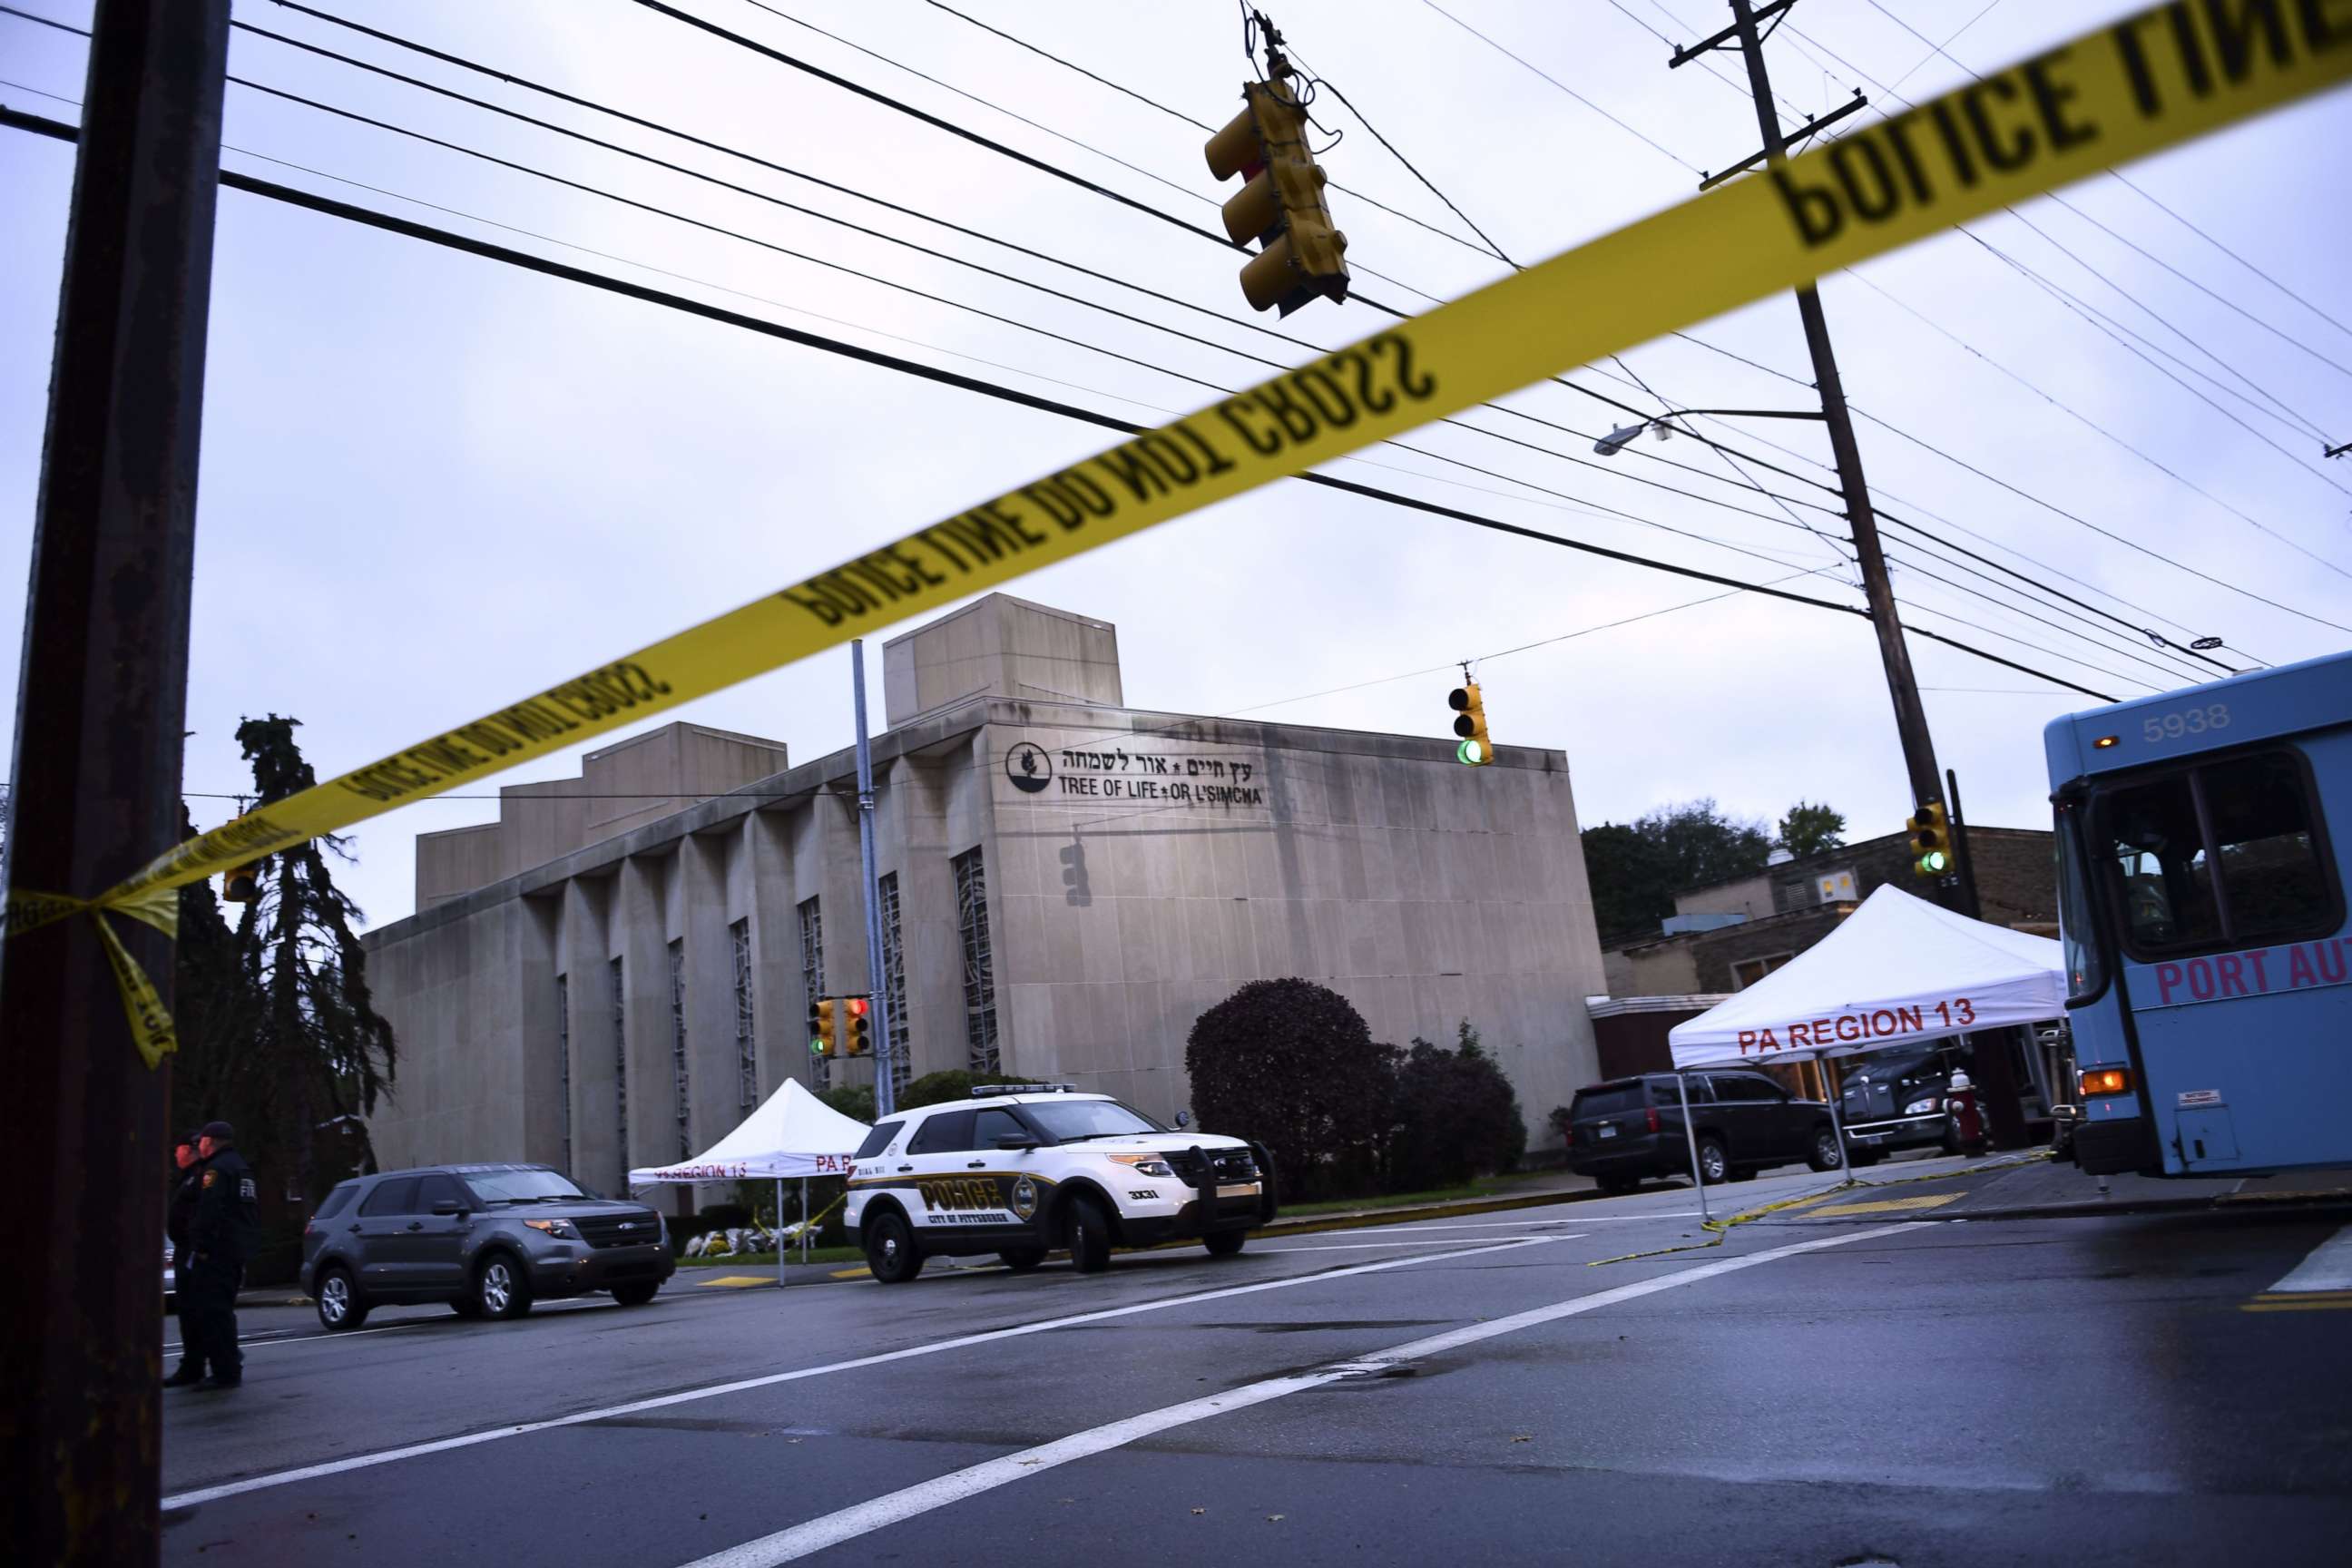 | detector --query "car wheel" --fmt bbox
[315,1265,368,1331]
[1808,1127,1846,1171]
[1847,1144,1883,1168]
[1203,1230,1247,1258]
[864,1211,924,1284]
[1067,1194,1113,1274]
[1941,1117,1965,1157]
[1596,1173,1639,1197]
[474,1251,534,1320]
[611,1282,660,1307]
[1695,1138,1729,1185]
[998,1249,1047,1272]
